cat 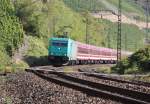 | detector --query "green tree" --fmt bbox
[0,0,24,68]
